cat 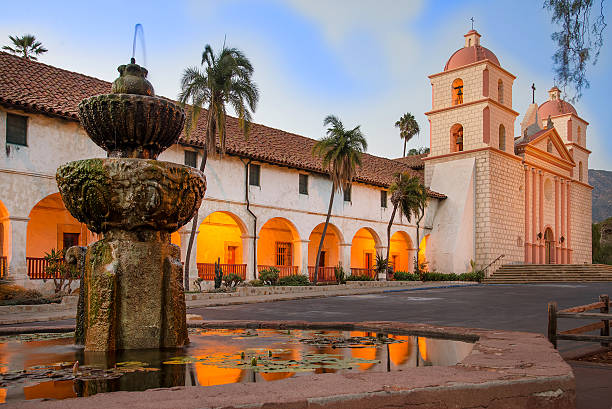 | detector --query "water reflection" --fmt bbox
[0,329,473,404]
